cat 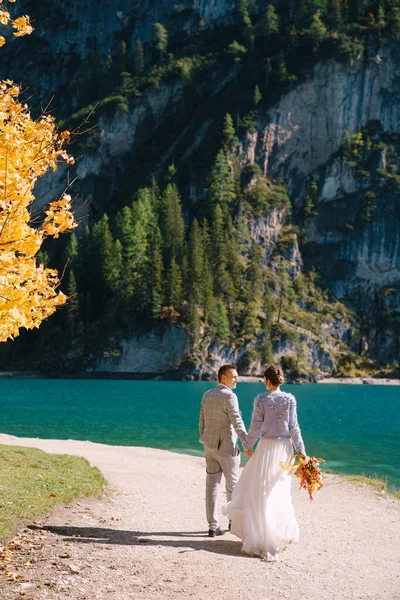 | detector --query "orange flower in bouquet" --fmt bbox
[280,453,325,500]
